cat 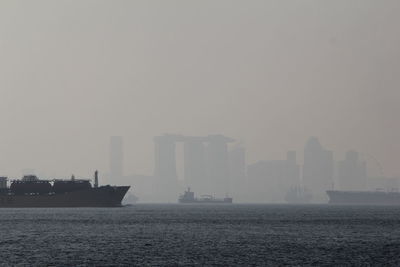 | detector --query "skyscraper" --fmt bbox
[153,135,179,201]
[205,135,232,196]
[152,134,234,201]
[246,151,300,202]
[229,146,246,199]
[282,151,301,192]
[154,135,177,180]
[183,137,206,193]
[302,137,334,202]
[337,150,367,191]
